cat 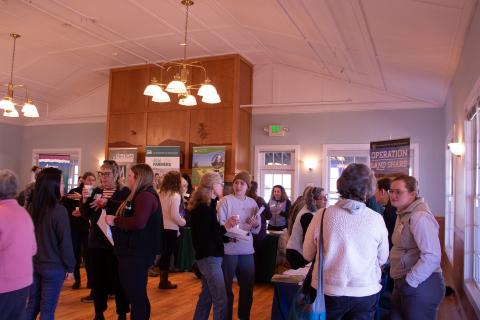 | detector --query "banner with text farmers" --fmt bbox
[145,146,181,178]
[370,138,410,176]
